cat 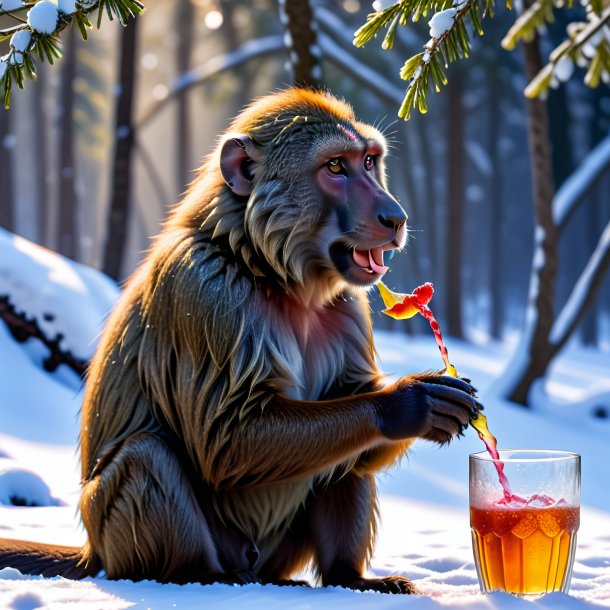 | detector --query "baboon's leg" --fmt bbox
[308,472,417,594]
[80,432,223,584]
[258,505,314,585]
